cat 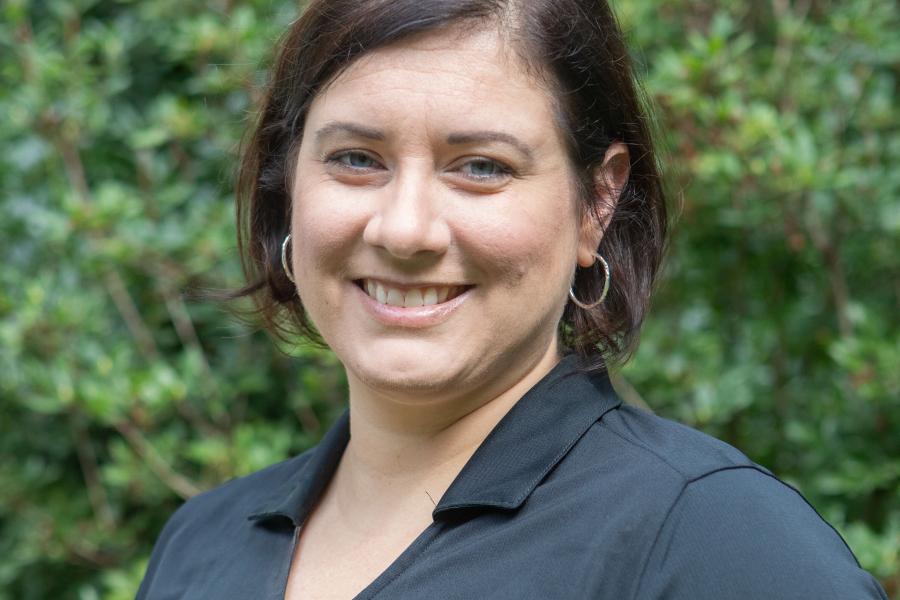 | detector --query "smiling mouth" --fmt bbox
[354,279,472,308]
